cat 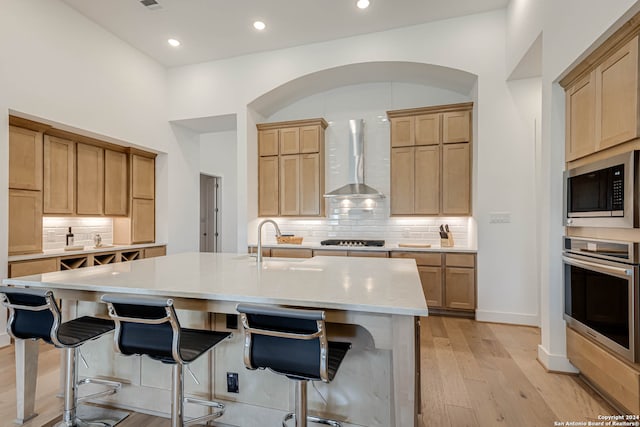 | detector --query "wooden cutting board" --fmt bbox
[398,243,432,248]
